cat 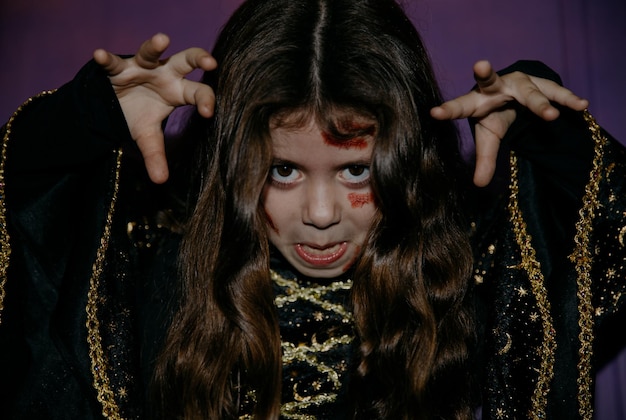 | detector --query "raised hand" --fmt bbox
[94,33,217,183]
[430,60,589,186]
